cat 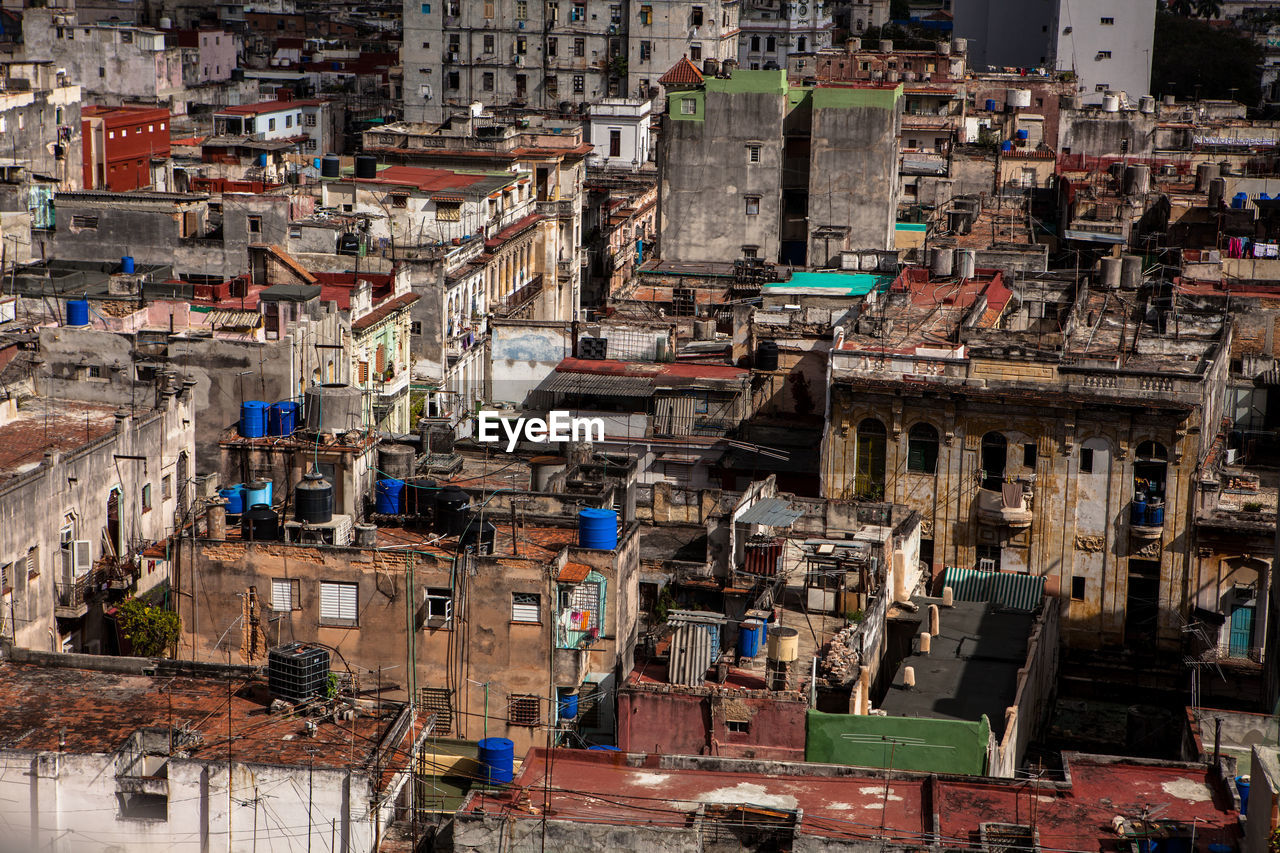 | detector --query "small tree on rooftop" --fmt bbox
[117,598,181,658]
